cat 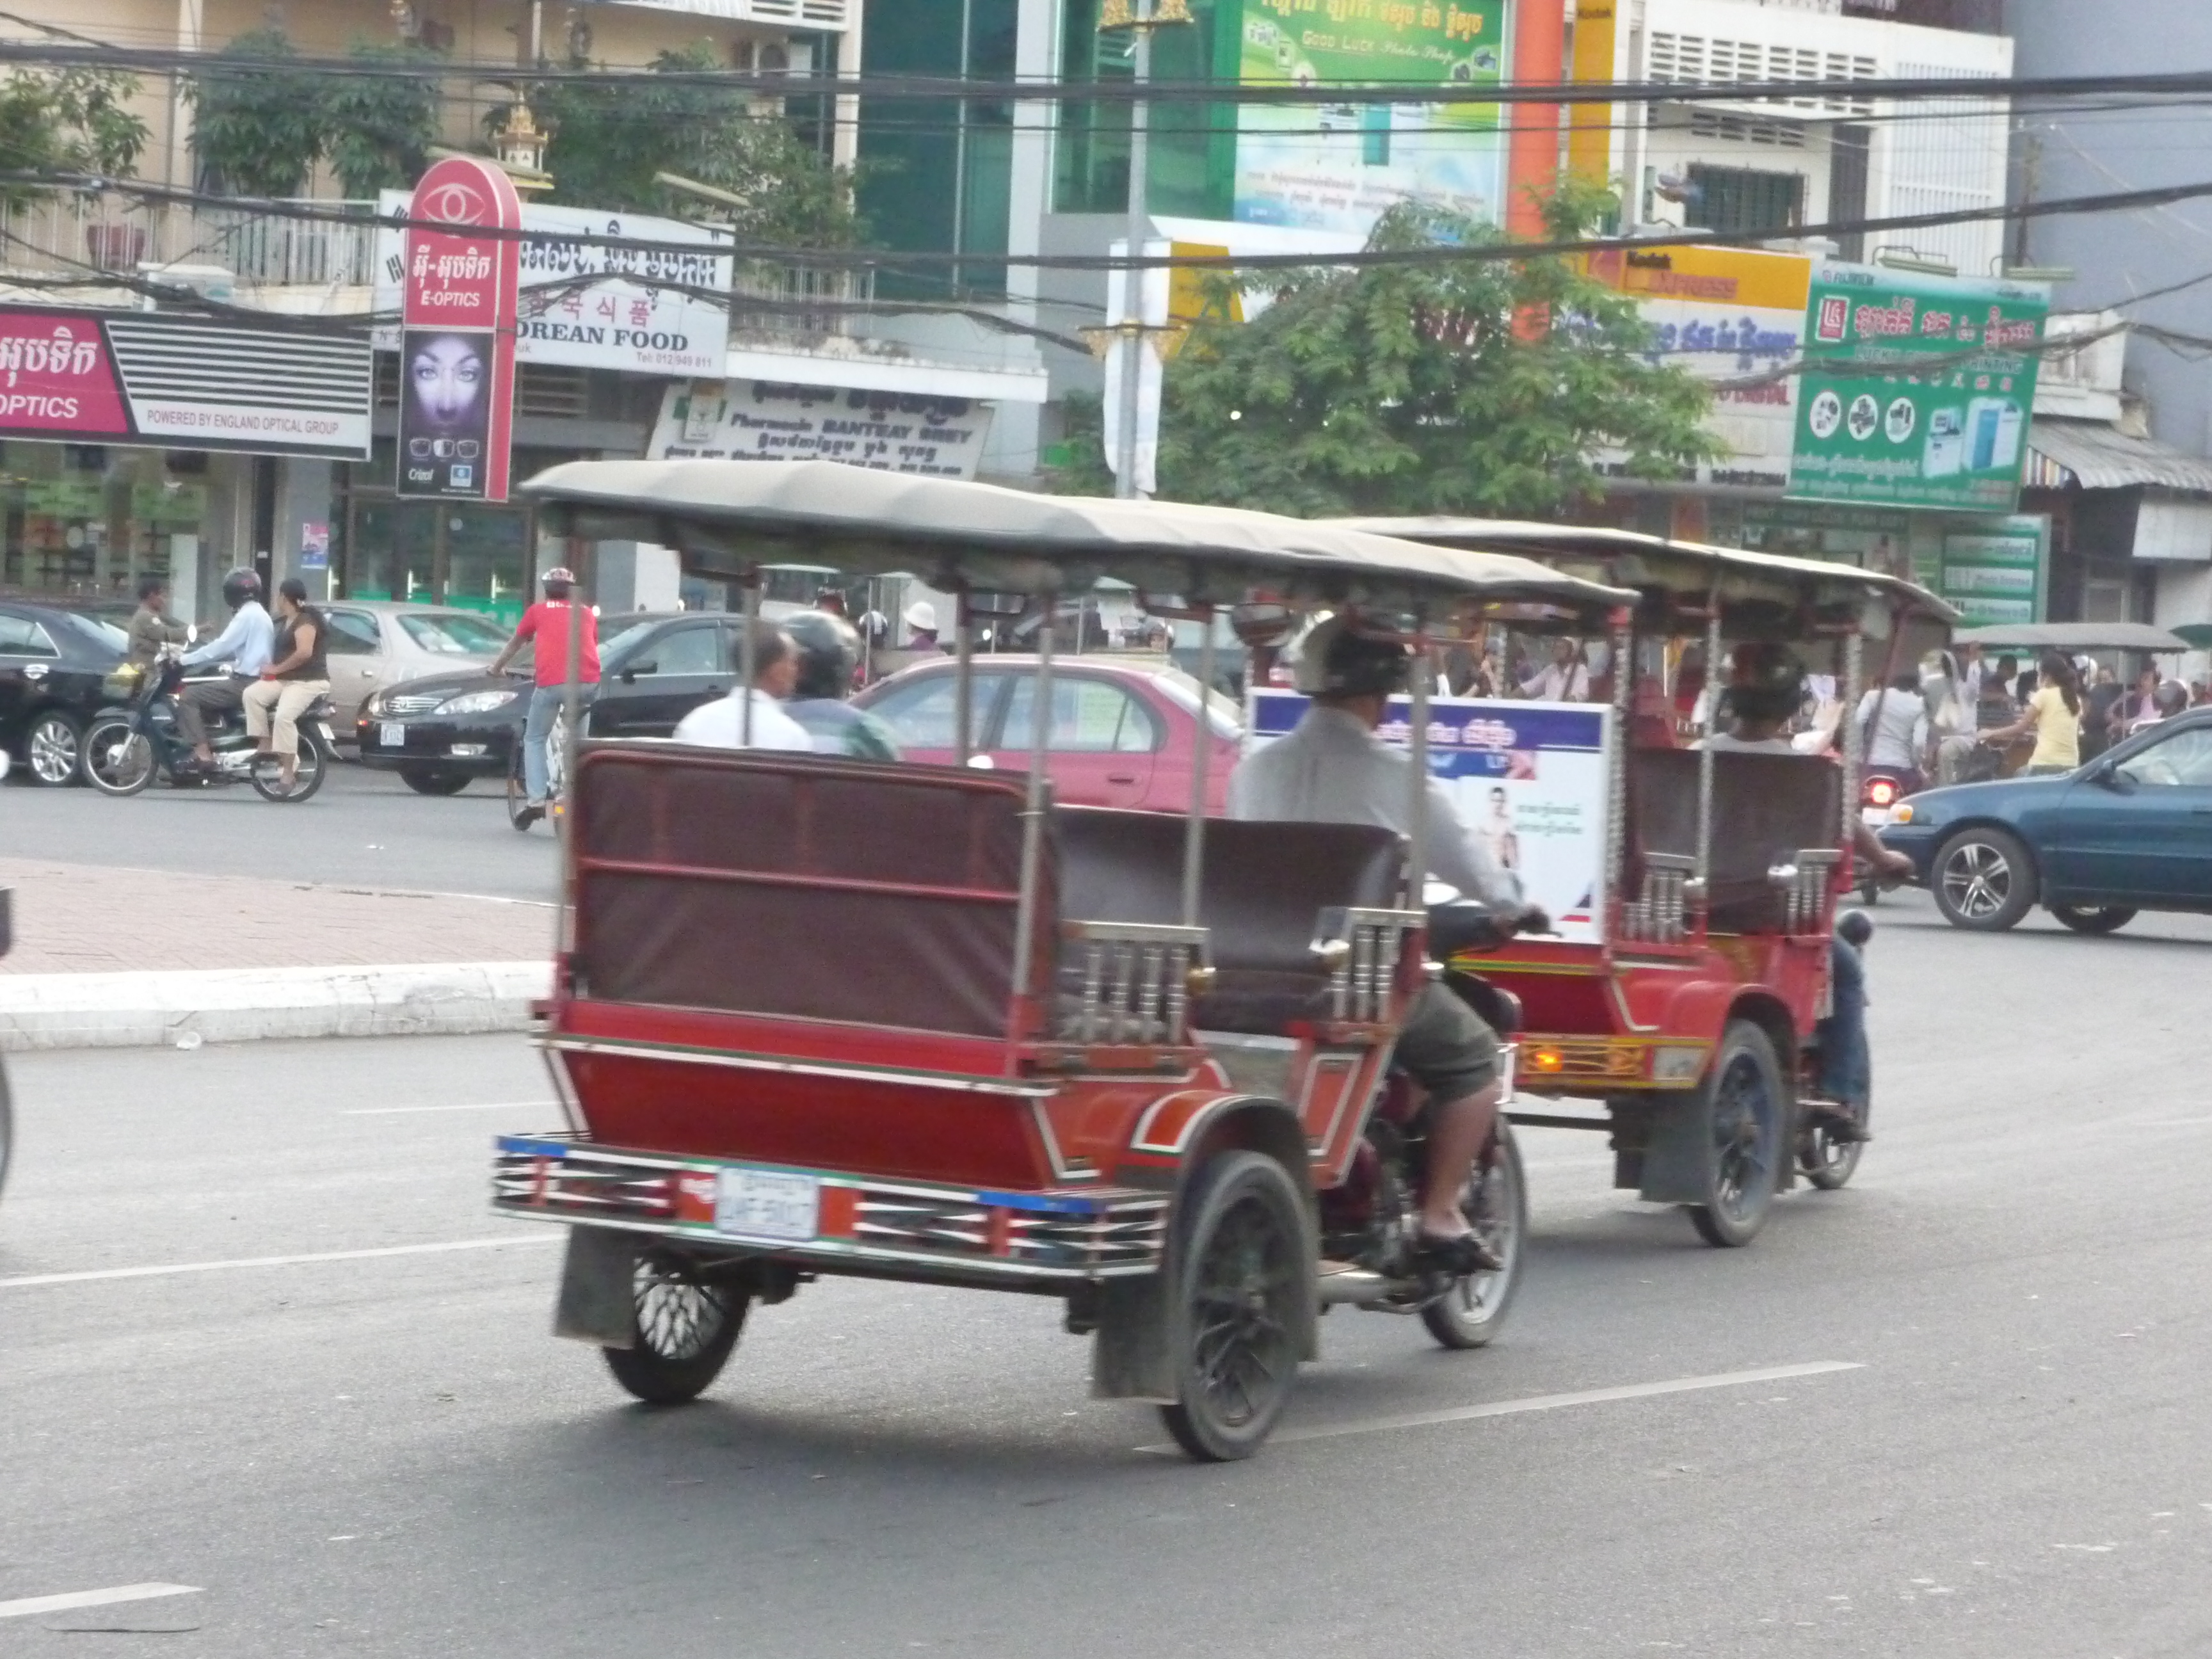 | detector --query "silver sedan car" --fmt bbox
[319,602,511,729]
